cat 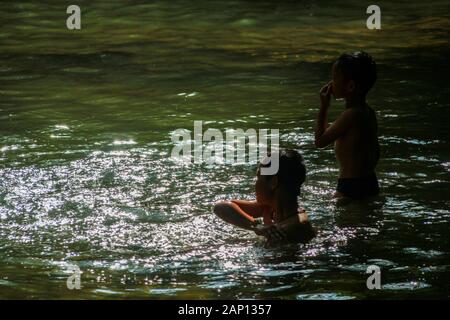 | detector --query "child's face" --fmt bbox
[255,167,275,205]
[332,62,353,99]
